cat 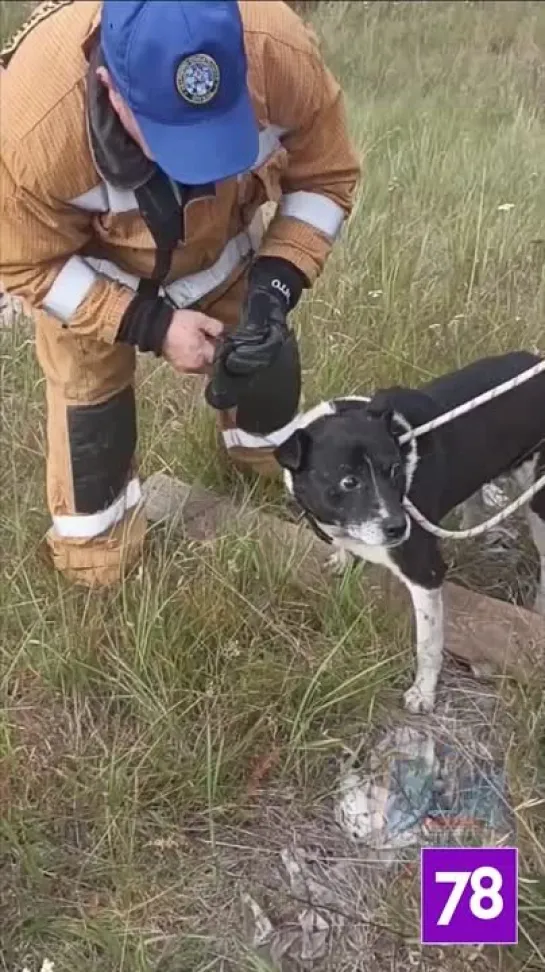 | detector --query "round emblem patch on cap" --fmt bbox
[175,53,220,106]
